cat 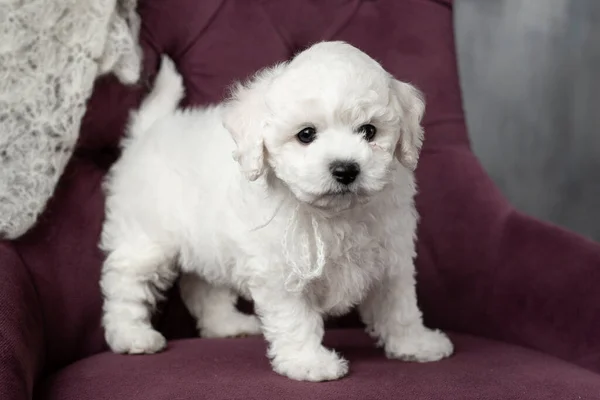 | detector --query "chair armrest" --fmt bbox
[486,210,600,370]
[0,242,44,400]
[416,144,600,371]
